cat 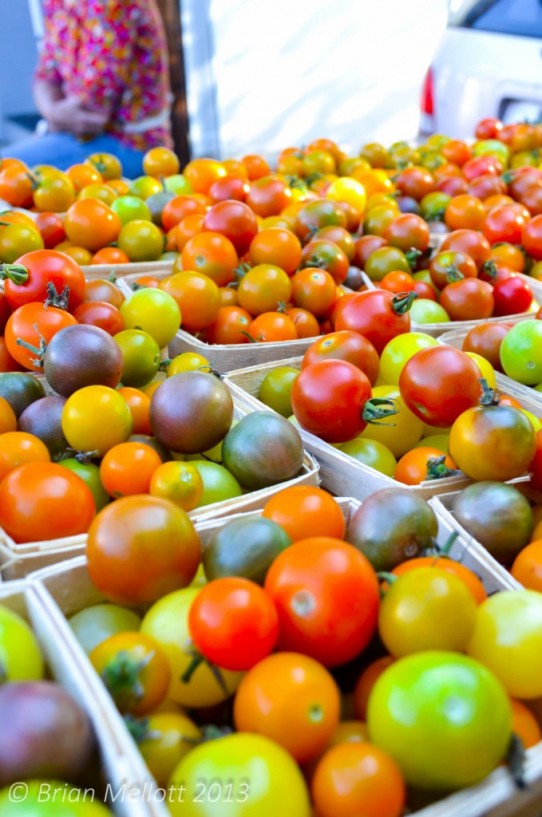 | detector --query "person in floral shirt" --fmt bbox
[9,0,173,177]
